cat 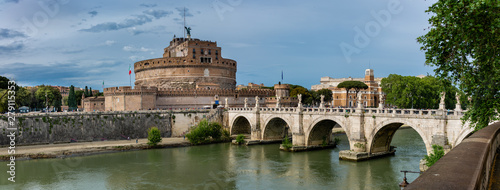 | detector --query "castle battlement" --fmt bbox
[134,57,236,73]
[103,86,158,96]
